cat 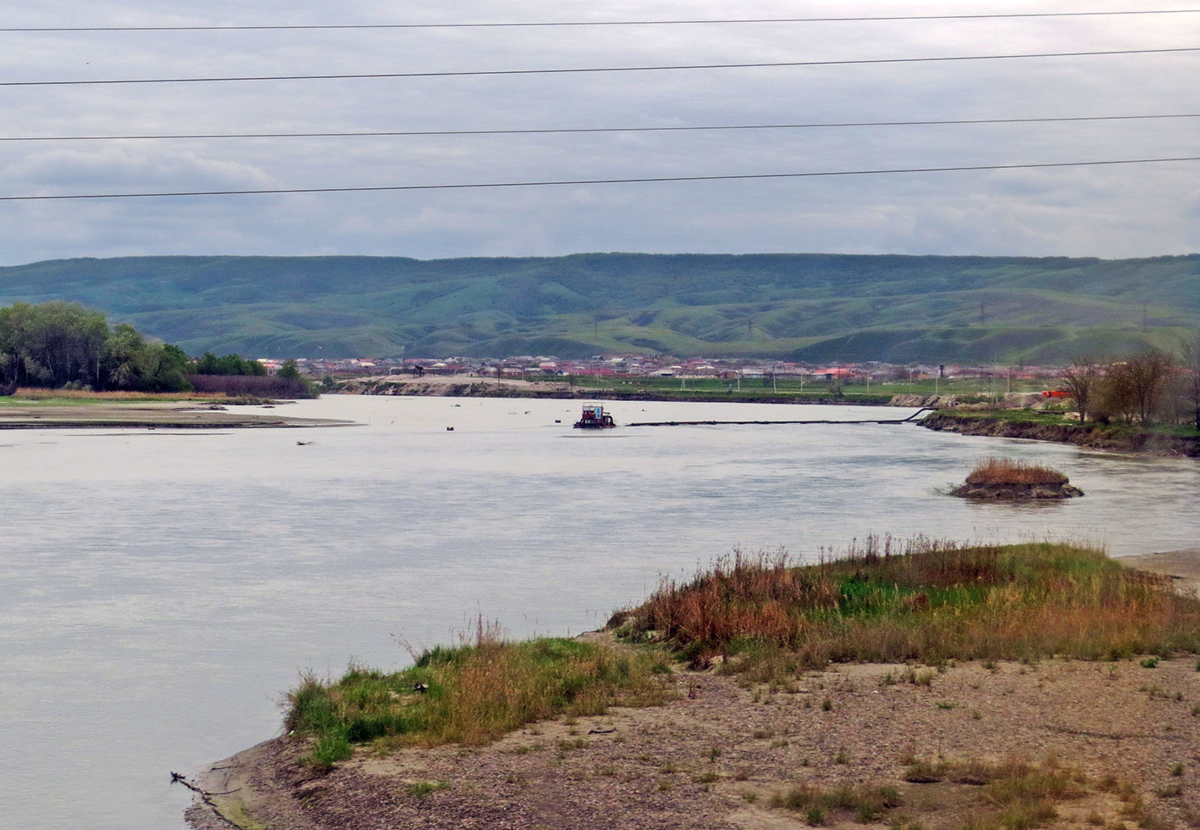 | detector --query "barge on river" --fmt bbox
[574,404,616,429]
